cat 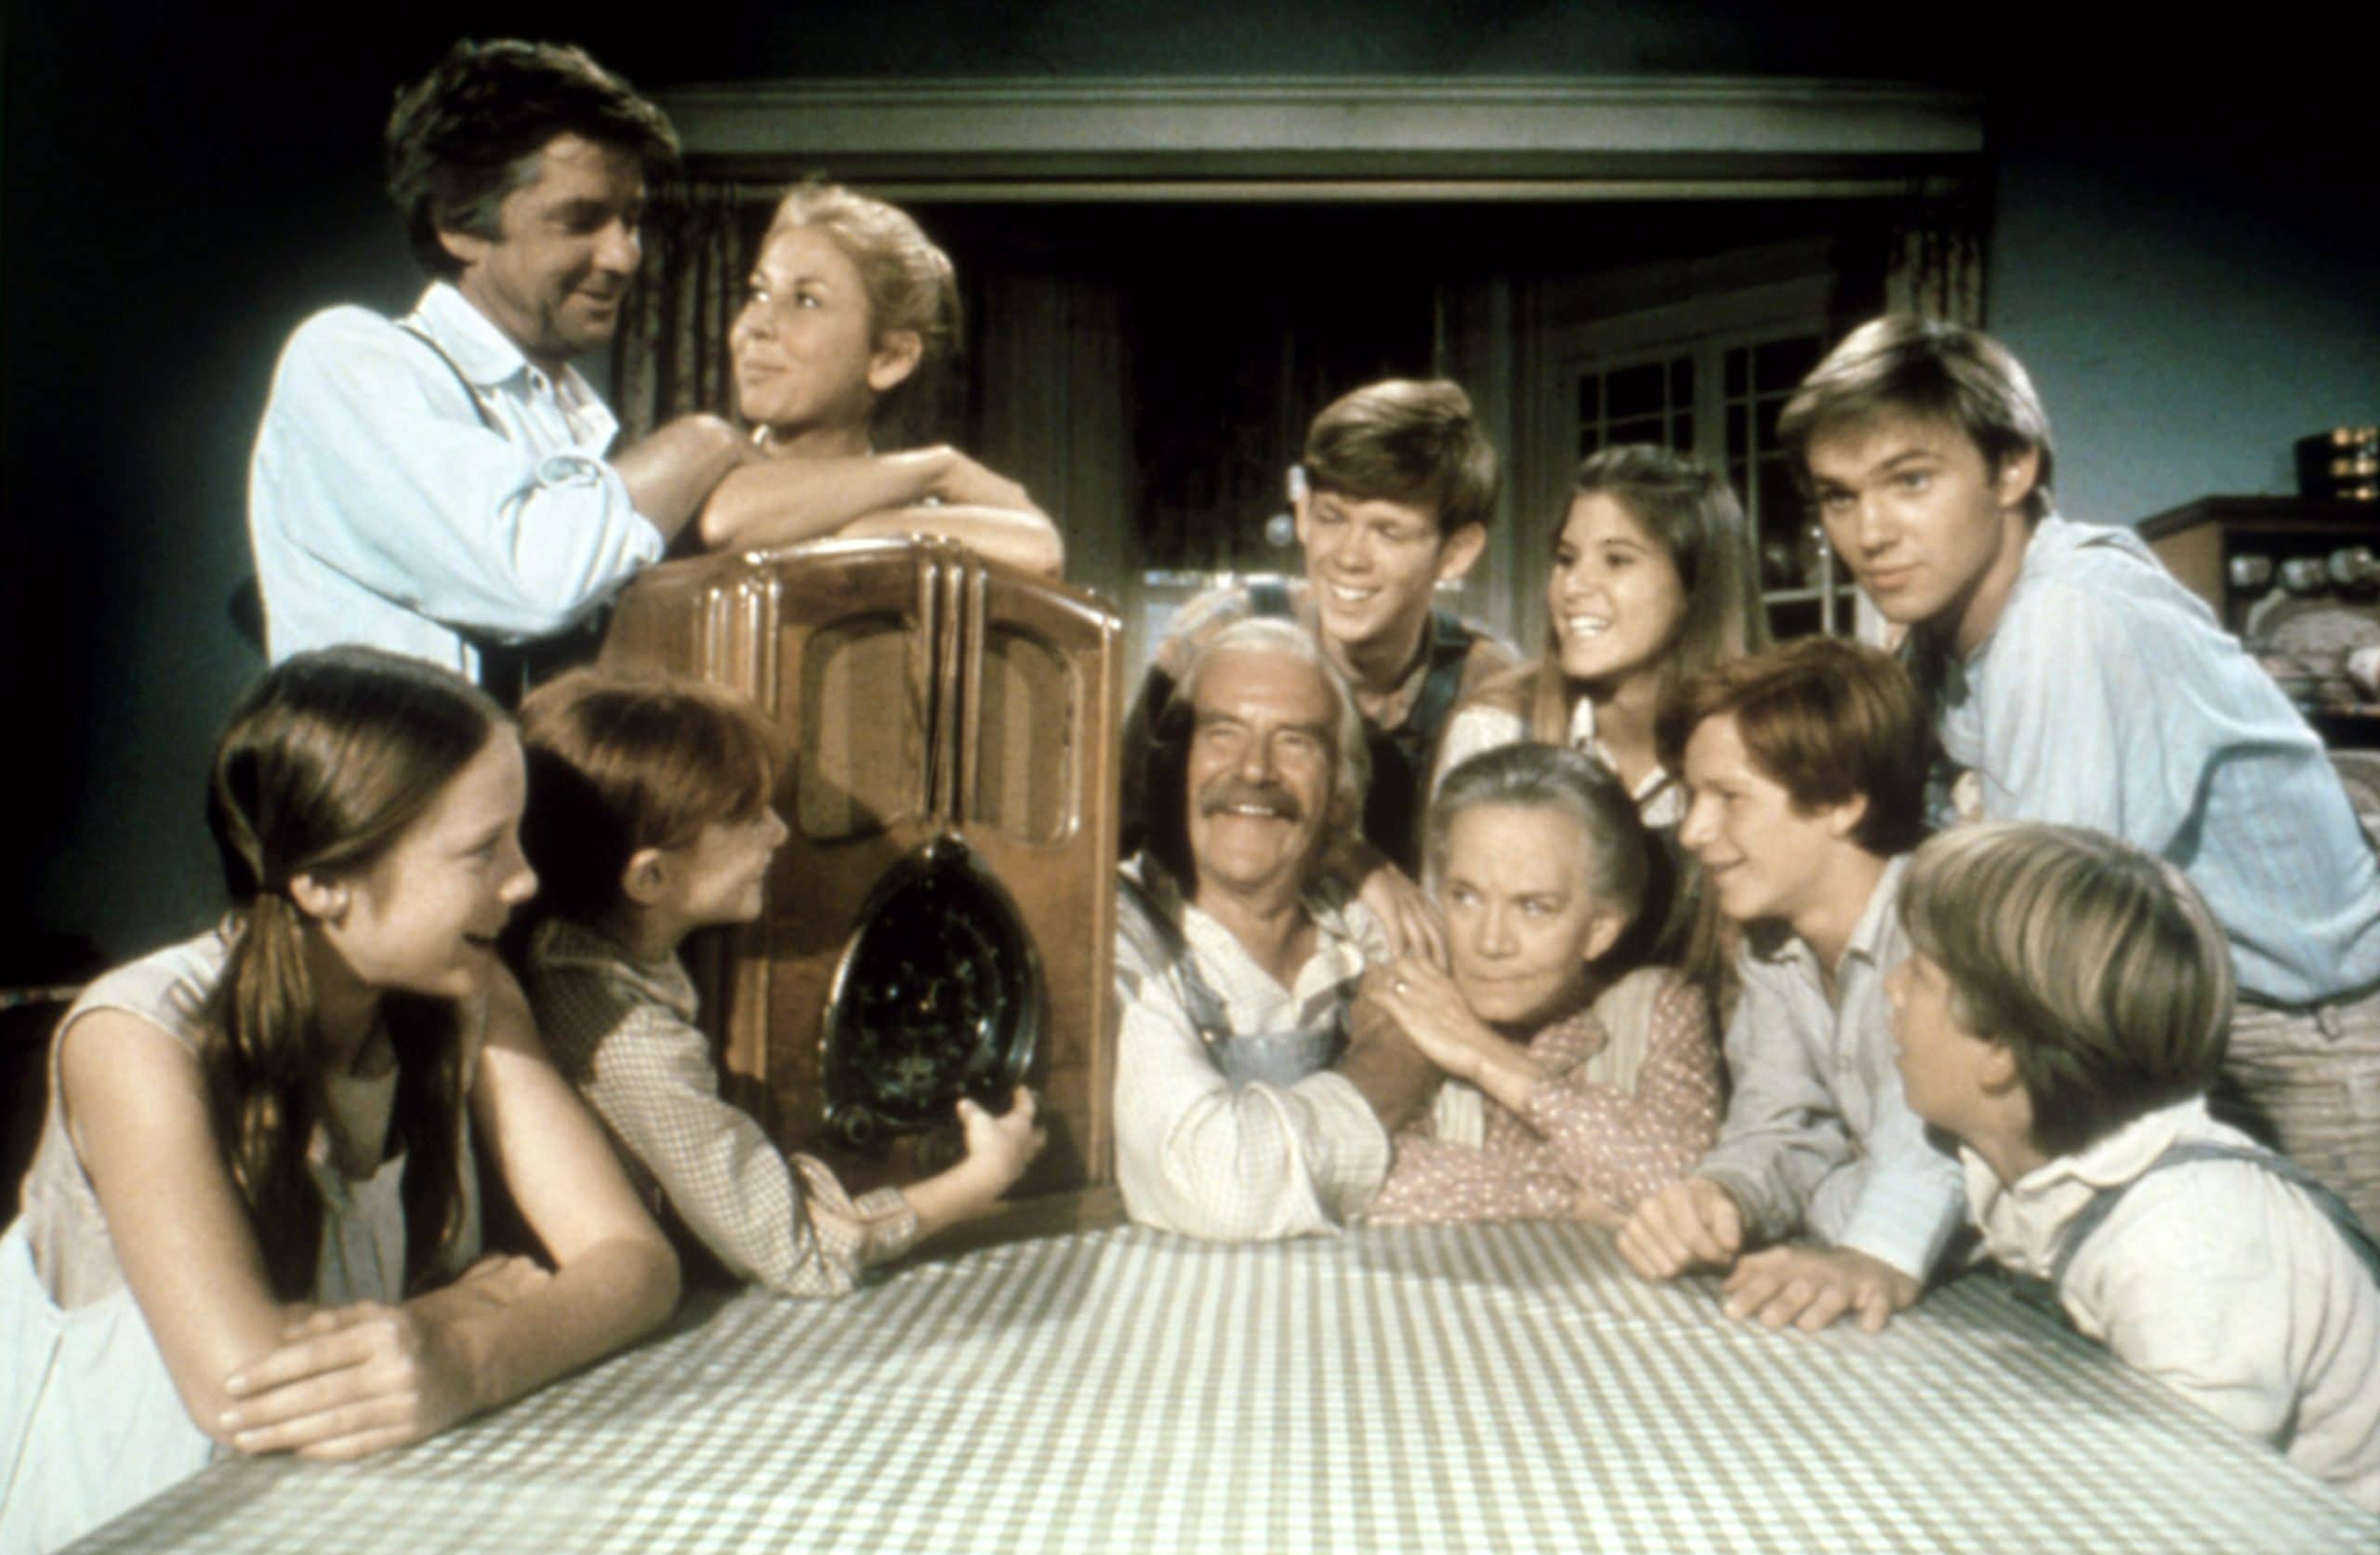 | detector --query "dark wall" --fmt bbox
[7,3,2370,965]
